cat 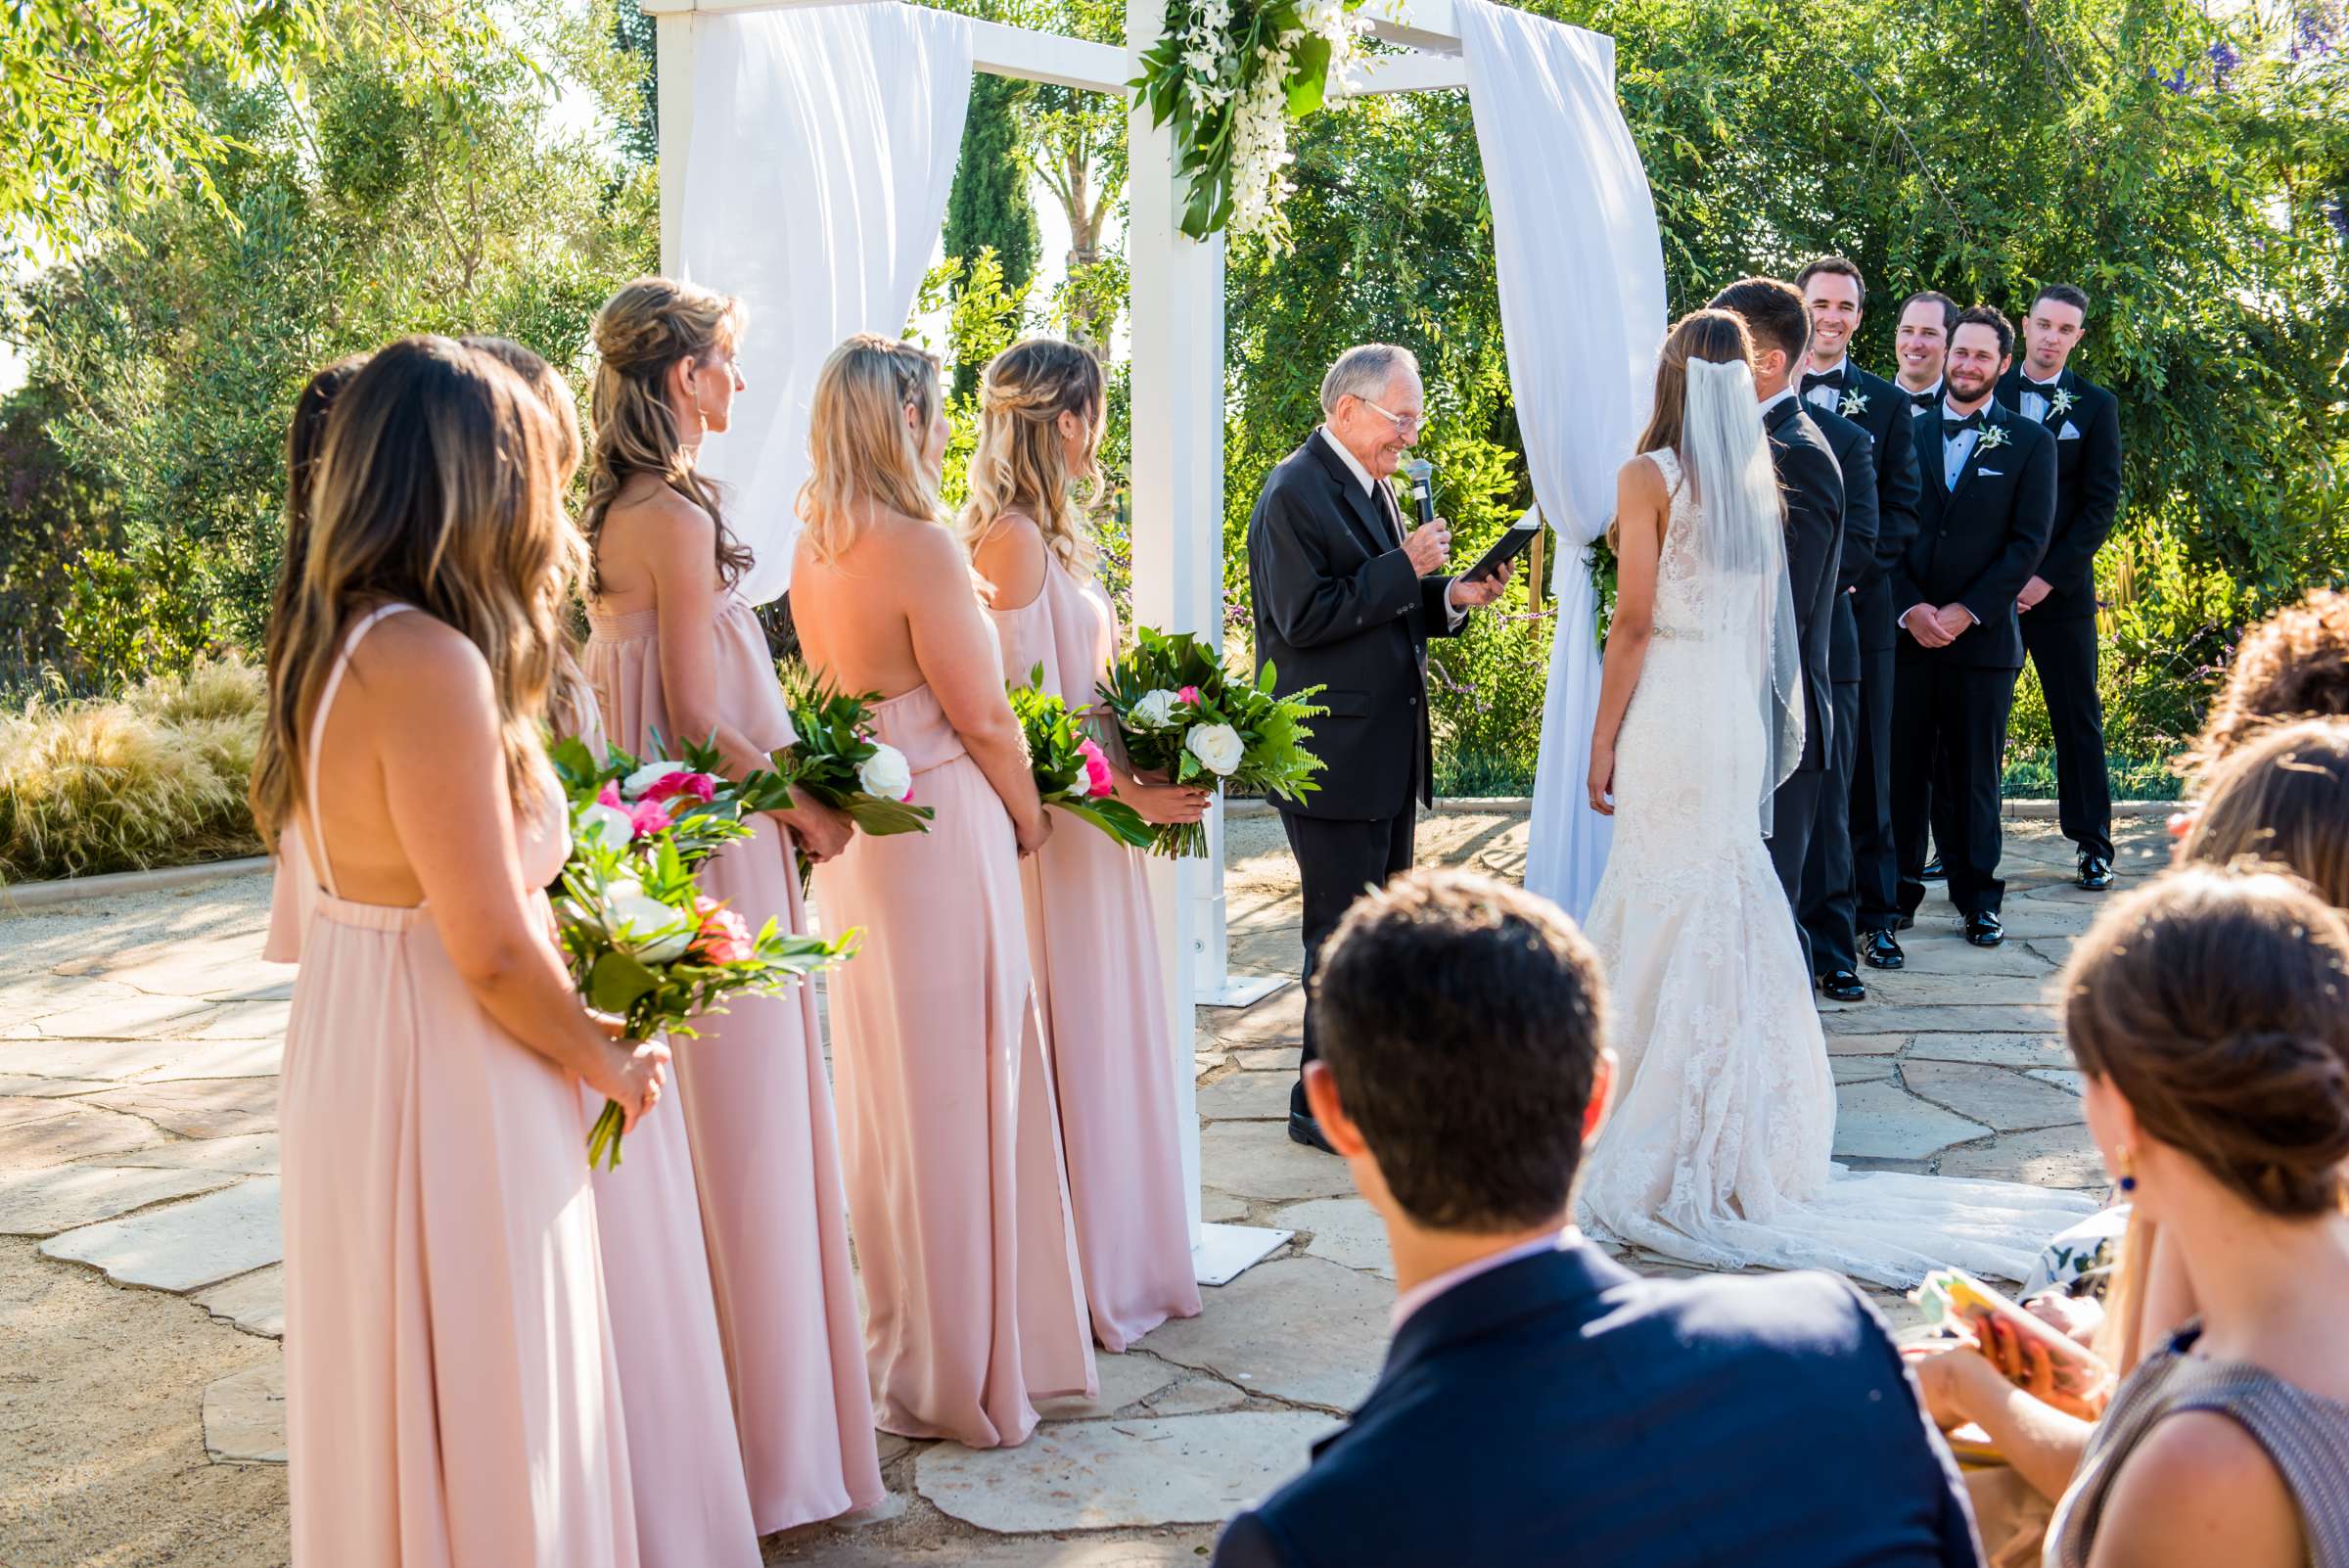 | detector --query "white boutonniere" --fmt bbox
[1840,390,1869,418]
[1977,423,2012,452]
[2049,387,2077,417]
